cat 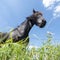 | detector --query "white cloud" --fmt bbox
[54,6,60,12]
[42,0,60,17]
[43,0,55,8]
[53,5,60,17]
[42,0,60,8]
